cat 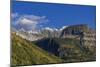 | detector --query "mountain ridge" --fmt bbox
[13,24,95,42]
